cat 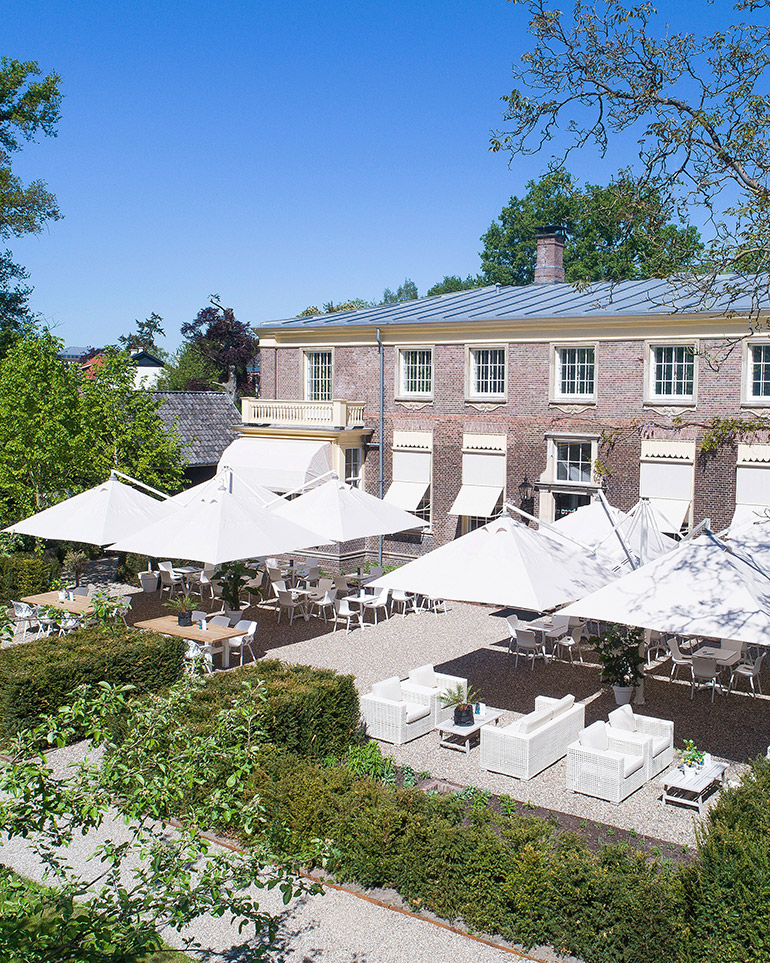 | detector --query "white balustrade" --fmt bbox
[241,398,365,428]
